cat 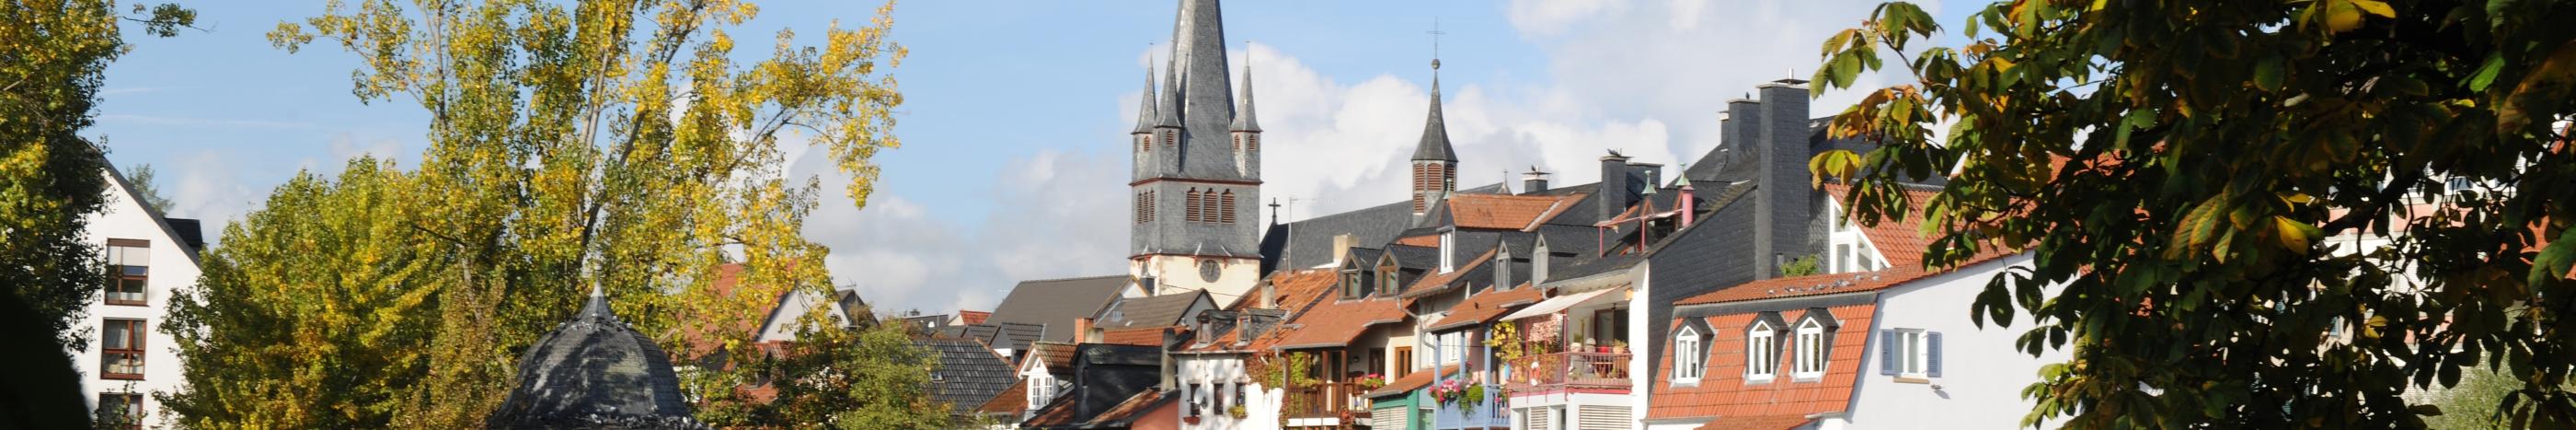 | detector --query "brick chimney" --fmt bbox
[1753,79,1813,279]
[1259,278,1277,309]
[1331,234,1357,265]
[1074,317,1097,343]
